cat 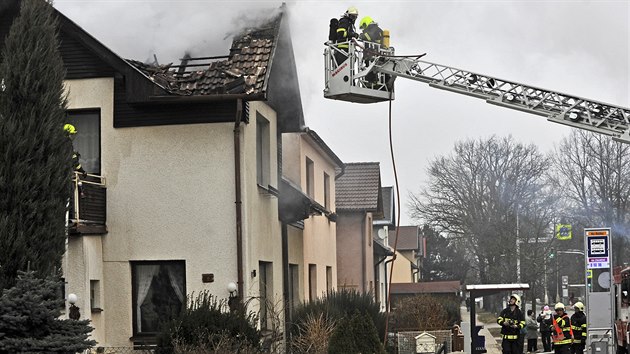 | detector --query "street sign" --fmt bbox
[587,269,593,279]
[556,224,572,240]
